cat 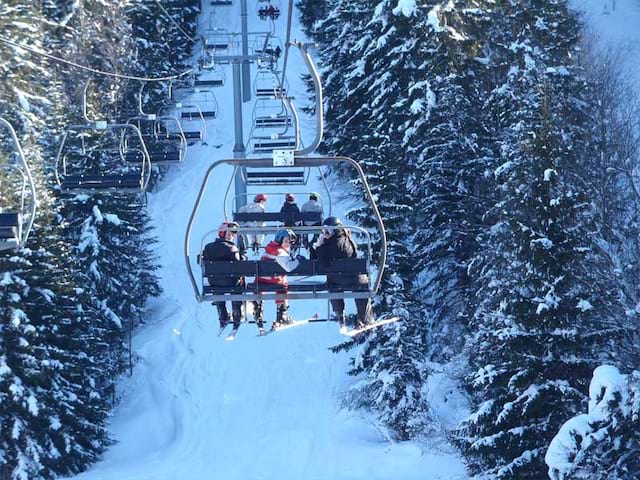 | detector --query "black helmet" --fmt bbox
[322,216,342,235]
